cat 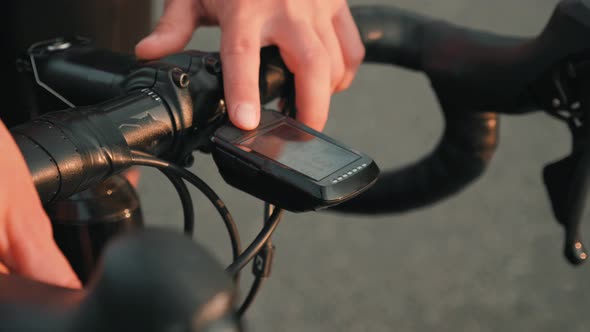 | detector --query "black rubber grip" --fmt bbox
[11,91,176,204]
[0,229,238,332]
[11,112,129,204]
